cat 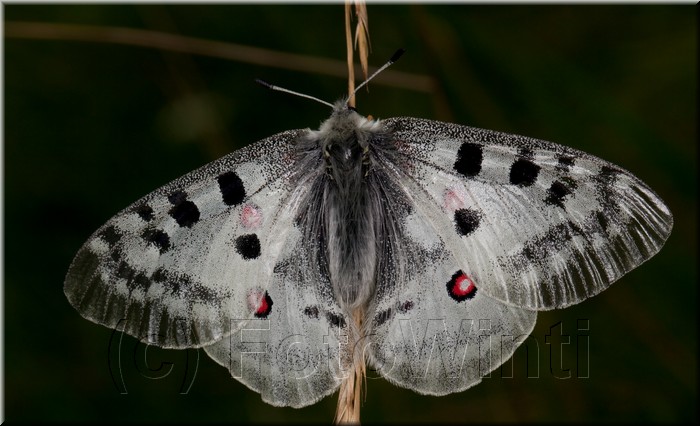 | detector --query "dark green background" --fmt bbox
[4,4,696,423]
